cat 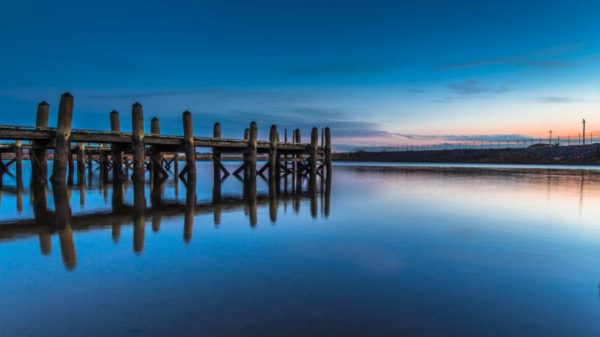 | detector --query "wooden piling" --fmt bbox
[212,122,222,201]
[183,112,197,242]
[325,127,332,171]
[294,128,302,190]
[213,122,222,181]
[30,102,49,185]
[15,140,22,182]
[245,122,258,227]
[35,102,49,129]
[269,125,278,181]
[173,153,179,176]
[310,127,318,178]
[110,110,125,180]
[151,116,160,135]
[131,103,145,183]
[131,103,146,255]
[150,117,164,185]
[247,122,258,180]
[67,147,74,185]
[76,143,86,186]
[50,93,74,185]
[182,111,196,185]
